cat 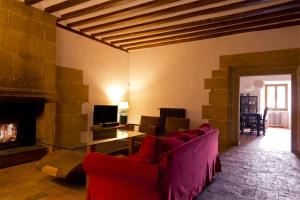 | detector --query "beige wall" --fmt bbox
[128,26,300,128]
[56,28,129,127]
